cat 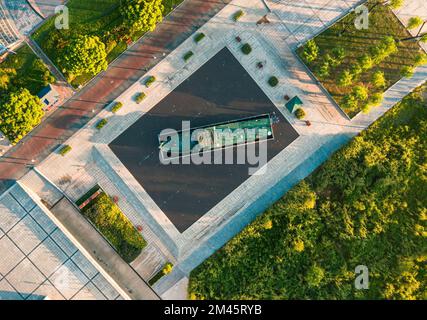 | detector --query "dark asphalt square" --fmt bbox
[109,48,299,233]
